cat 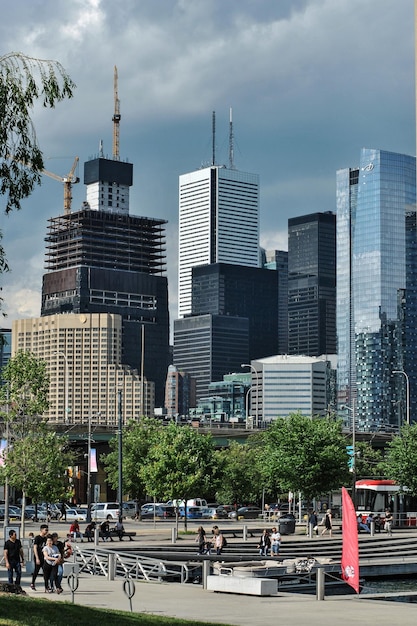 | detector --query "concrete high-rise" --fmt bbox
[12,313,154,426]
[288,212,336,357]
[336,148,417,431]
[178,165,259,318]
[40,156,170,407]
